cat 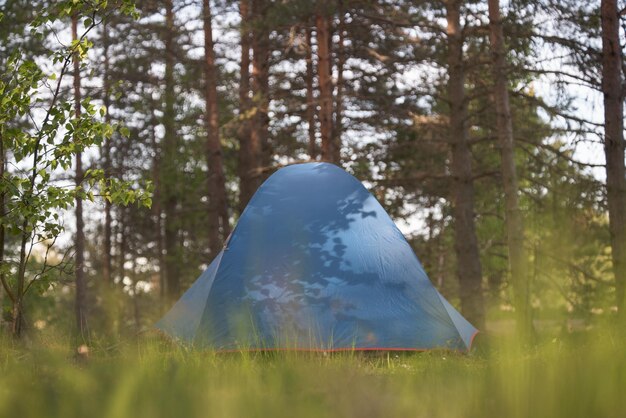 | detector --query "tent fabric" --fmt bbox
[156,162,477,351]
